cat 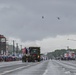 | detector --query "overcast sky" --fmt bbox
[0,0,76,53]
